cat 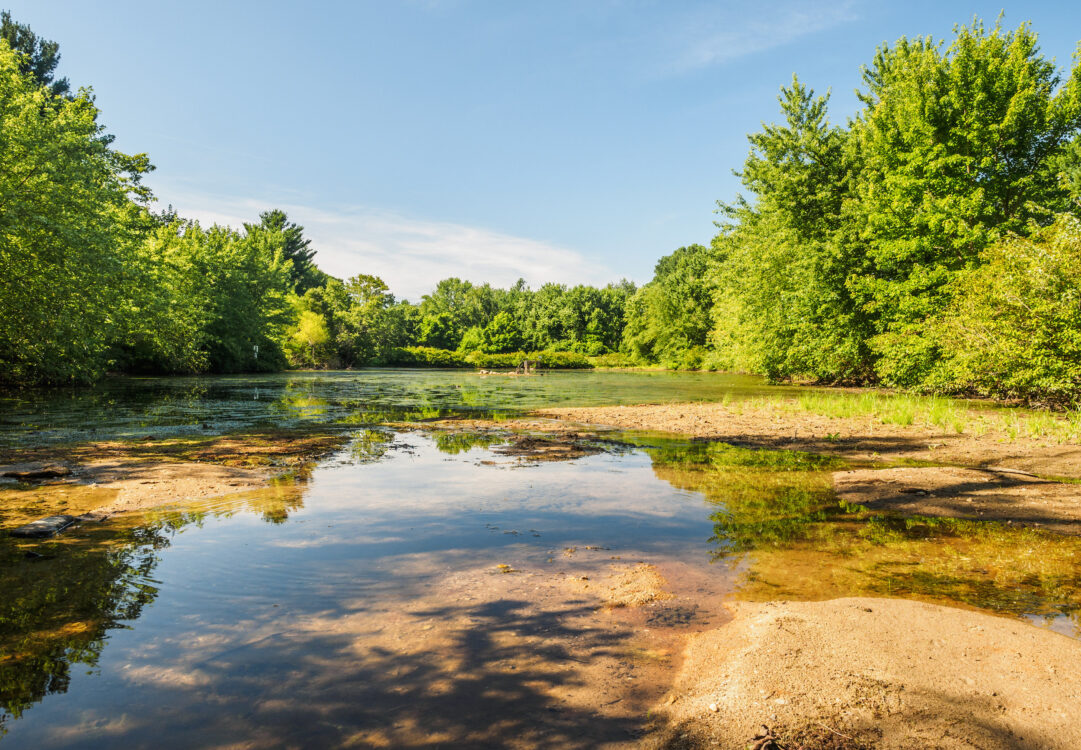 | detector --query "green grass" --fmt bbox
[741,389,1081,444]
